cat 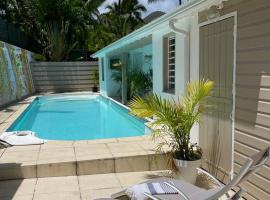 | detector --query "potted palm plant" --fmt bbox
[92,70,99,92]
[129,79,213,183]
